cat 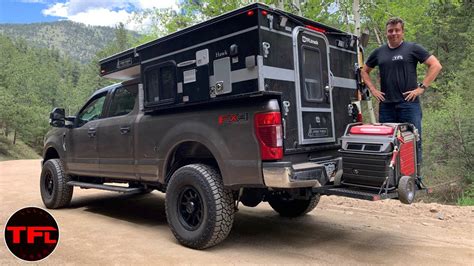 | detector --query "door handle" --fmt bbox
[120,126,131,135]
[87,128,96,138]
